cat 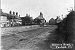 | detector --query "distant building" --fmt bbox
[0,9,9,27]
[55,16,62,24]
[21,14,33,26]
[0,9,21,27]
[34,12,46,25]
[49,18,56,25]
